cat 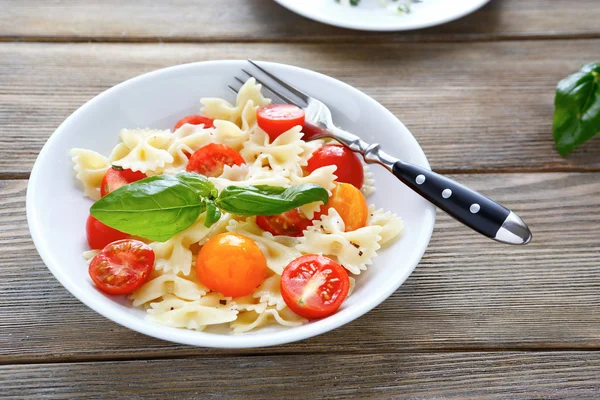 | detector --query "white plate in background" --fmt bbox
[274,0,490,31]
